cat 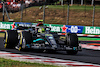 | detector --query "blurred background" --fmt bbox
[0,0,100,26]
